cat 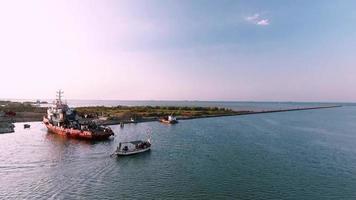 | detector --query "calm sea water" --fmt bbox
[1,104,356,199]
